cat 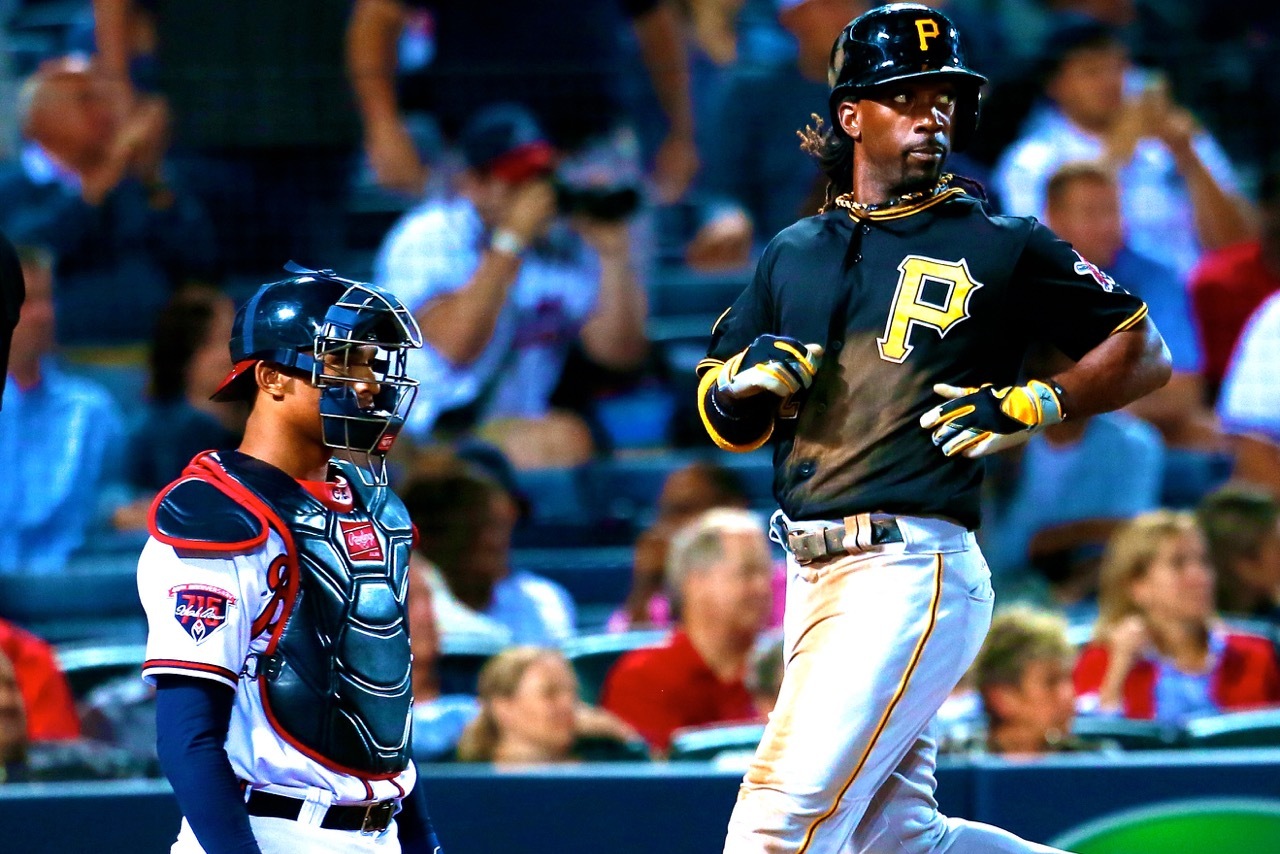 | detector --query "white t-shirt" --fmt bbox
[1219,291,1280,442]
[138,531,417,805]
[375,197,600,439]
[424,563,576,646]
[993,104,1239,281]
